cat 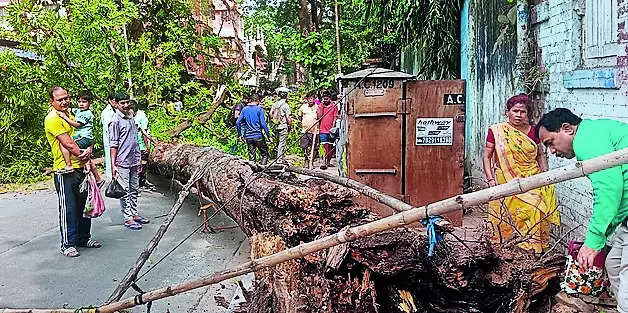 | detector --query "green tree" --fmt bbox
[245,0,462,85]
[0,0,232,183]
